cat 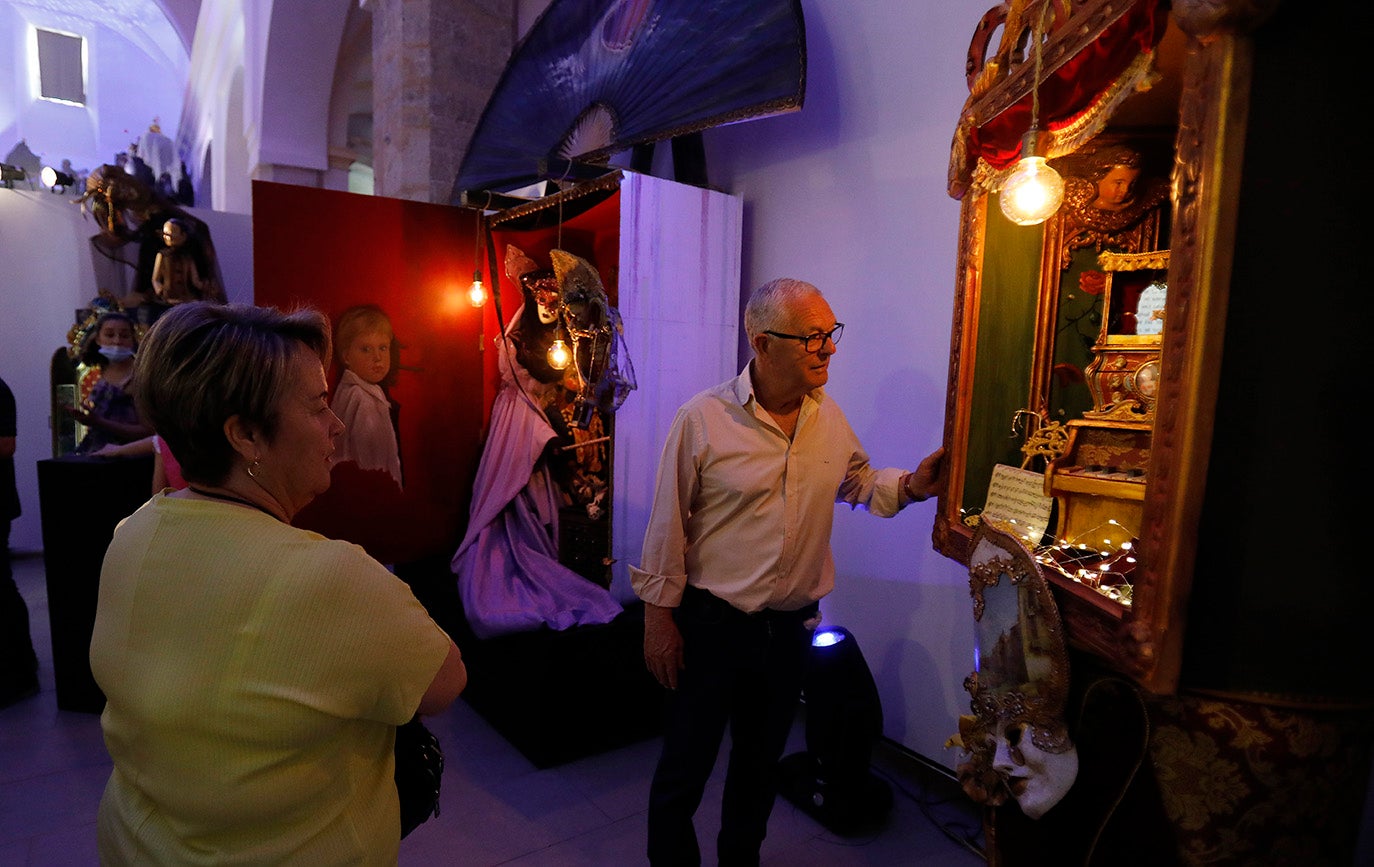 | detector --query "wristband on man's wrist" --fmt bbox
[903,472,928,503]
